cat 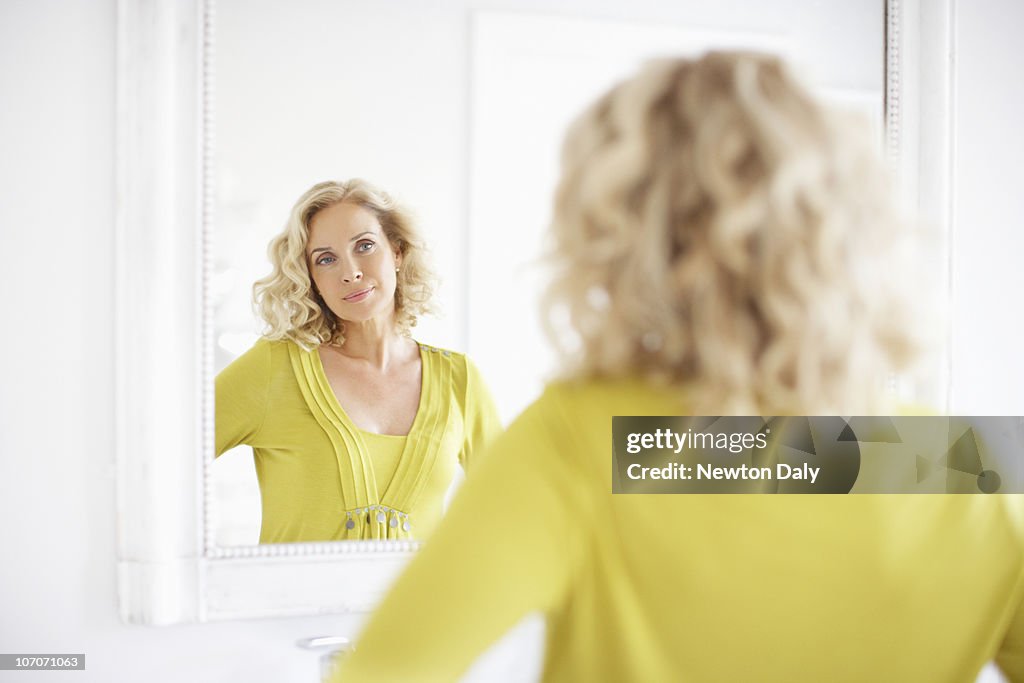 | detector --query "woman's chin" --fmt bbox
[333,304,396,328]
